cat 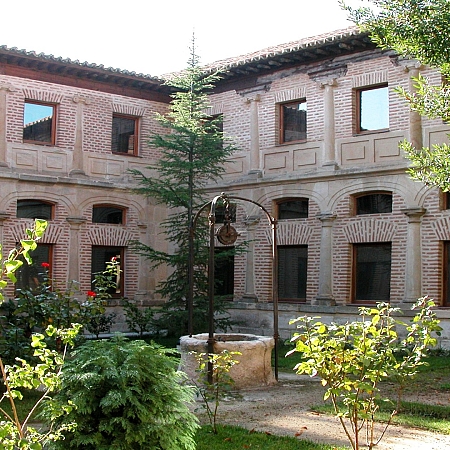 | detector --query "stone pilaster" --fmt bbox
[242,215,261,302]
[70,96,91,176]
[0,82,16,167]
[313,212,337,306]
[65,216,87,283]
[401,207,426,303]
[319,79,338,169]
[245,94,261,174]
